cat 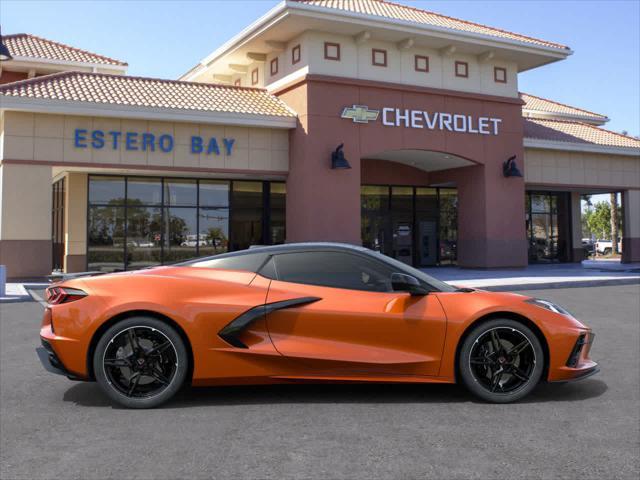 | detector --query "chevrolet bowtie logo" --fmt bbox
[341,105,380,124]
